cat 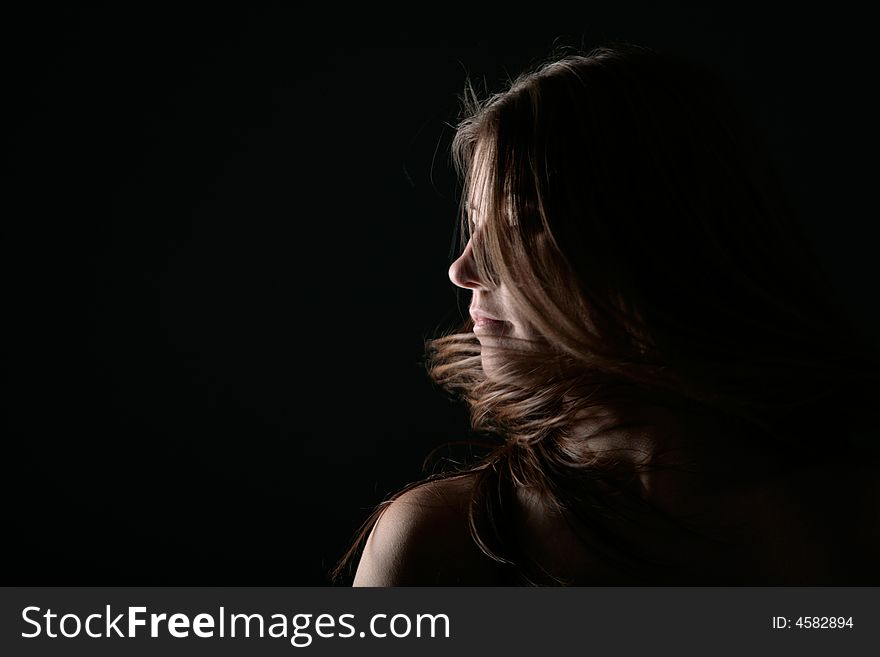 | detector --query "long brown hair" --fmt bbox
[333,43,879,584]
